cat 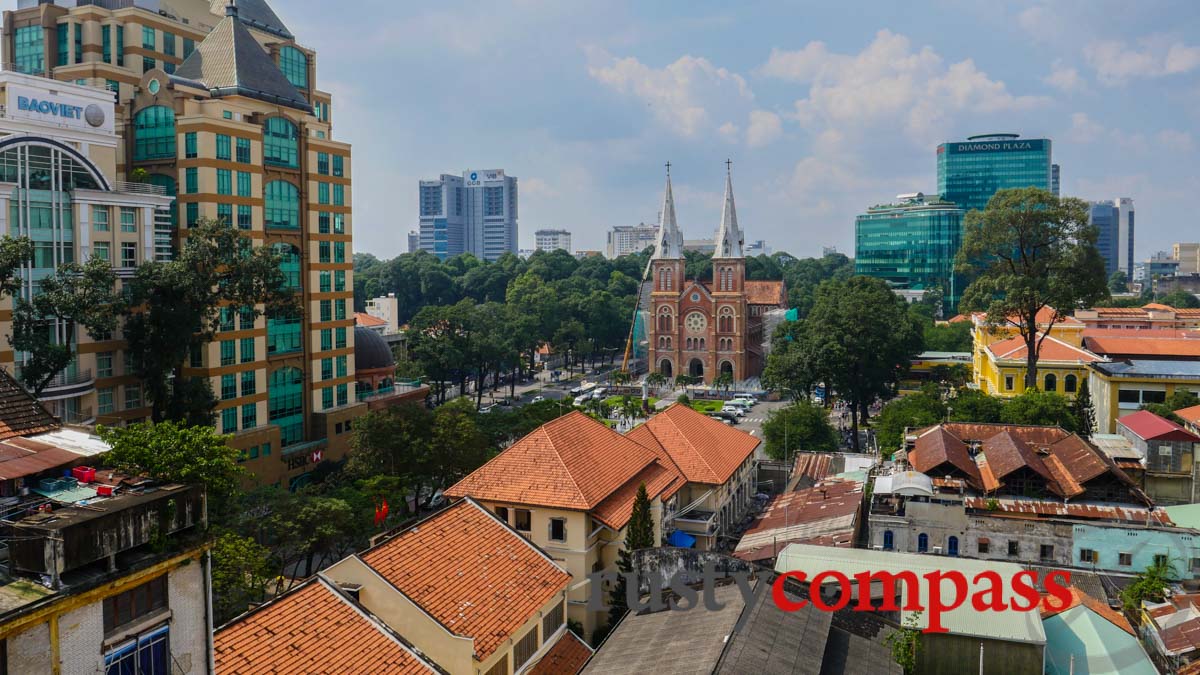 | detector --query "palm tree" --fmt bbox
[646,372,668,392]
[713,372,734,396]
